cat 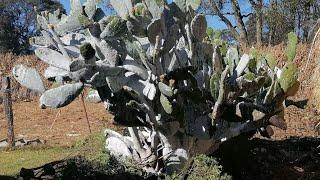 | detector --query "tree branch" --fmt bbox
[208,0,240,42]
